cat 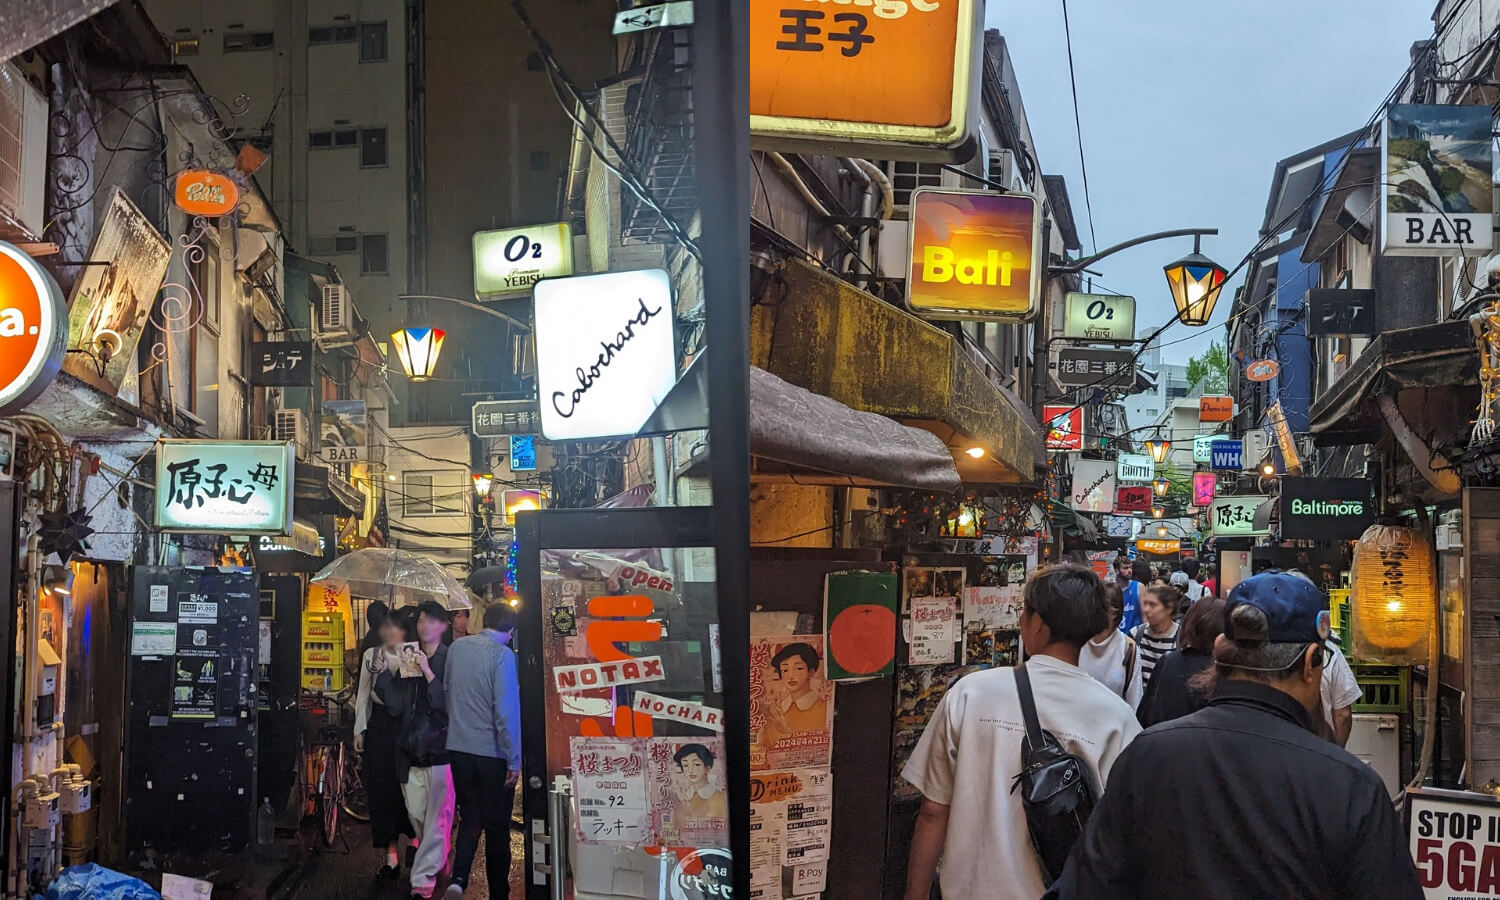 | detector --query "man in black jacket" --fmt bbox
[1048,571,1422,899]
